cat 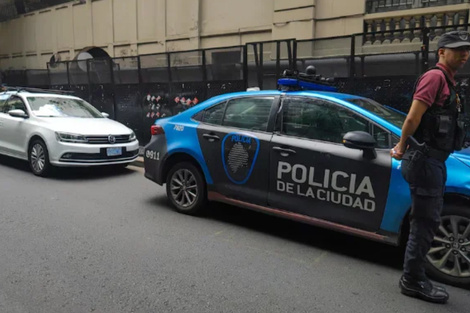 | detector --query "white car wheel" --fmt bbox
[29,140,52,177]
